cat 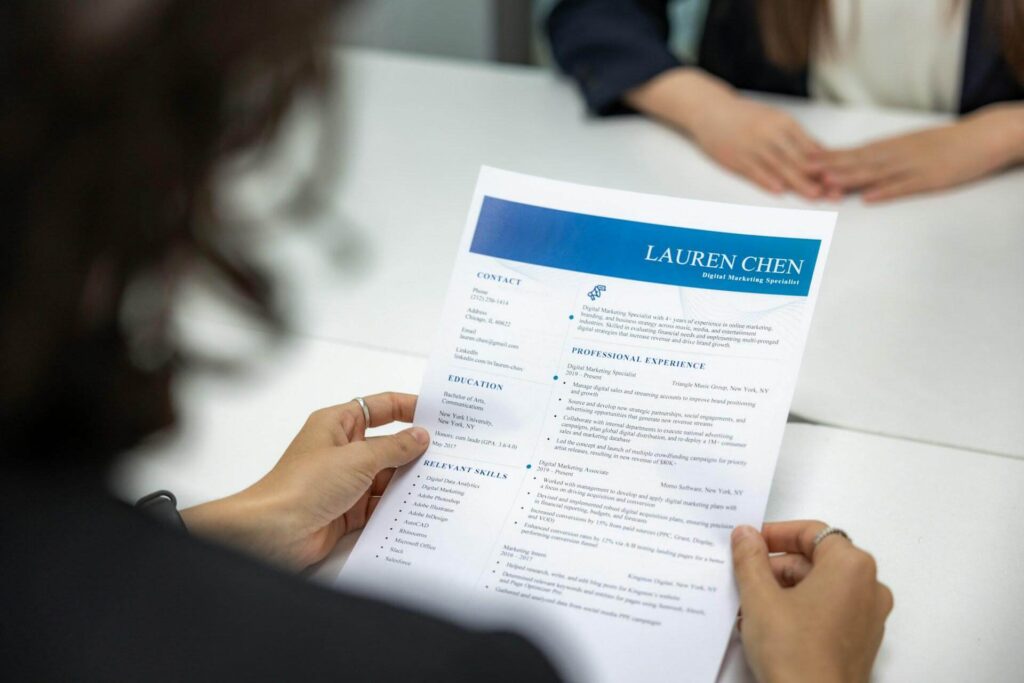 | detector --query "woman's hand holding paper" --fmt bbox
[182,392,429,570]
